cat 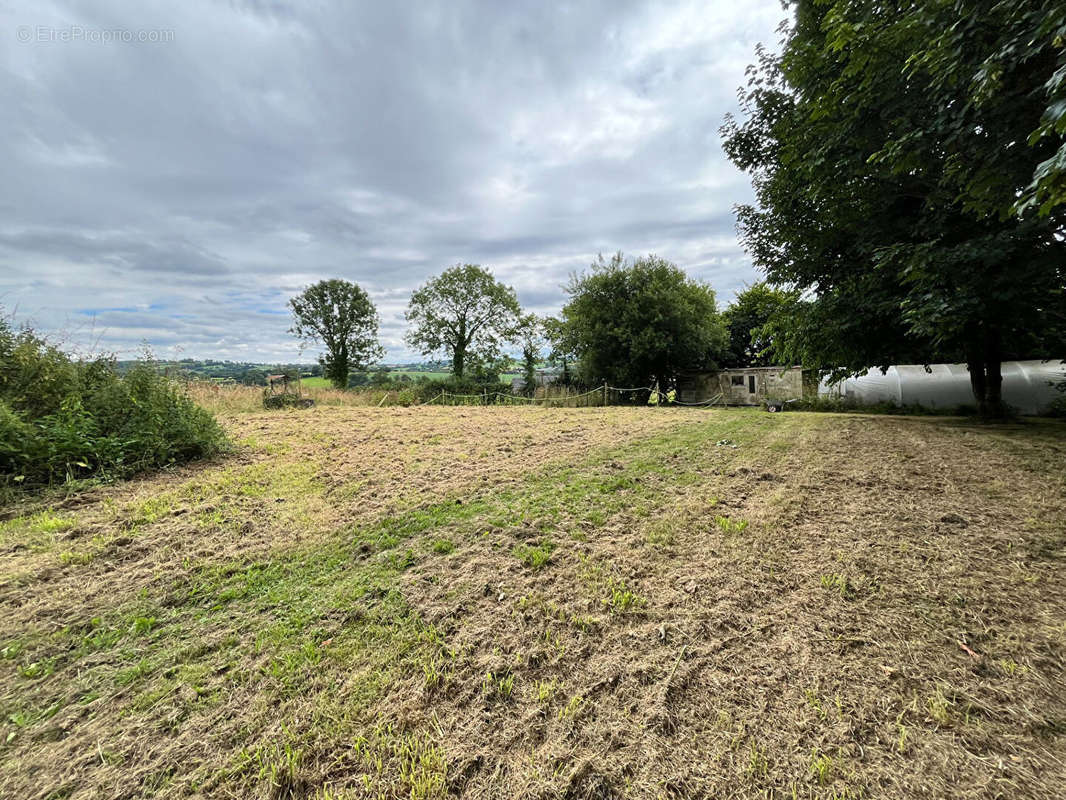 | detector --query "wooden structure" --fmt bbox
[263,373,314,409]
